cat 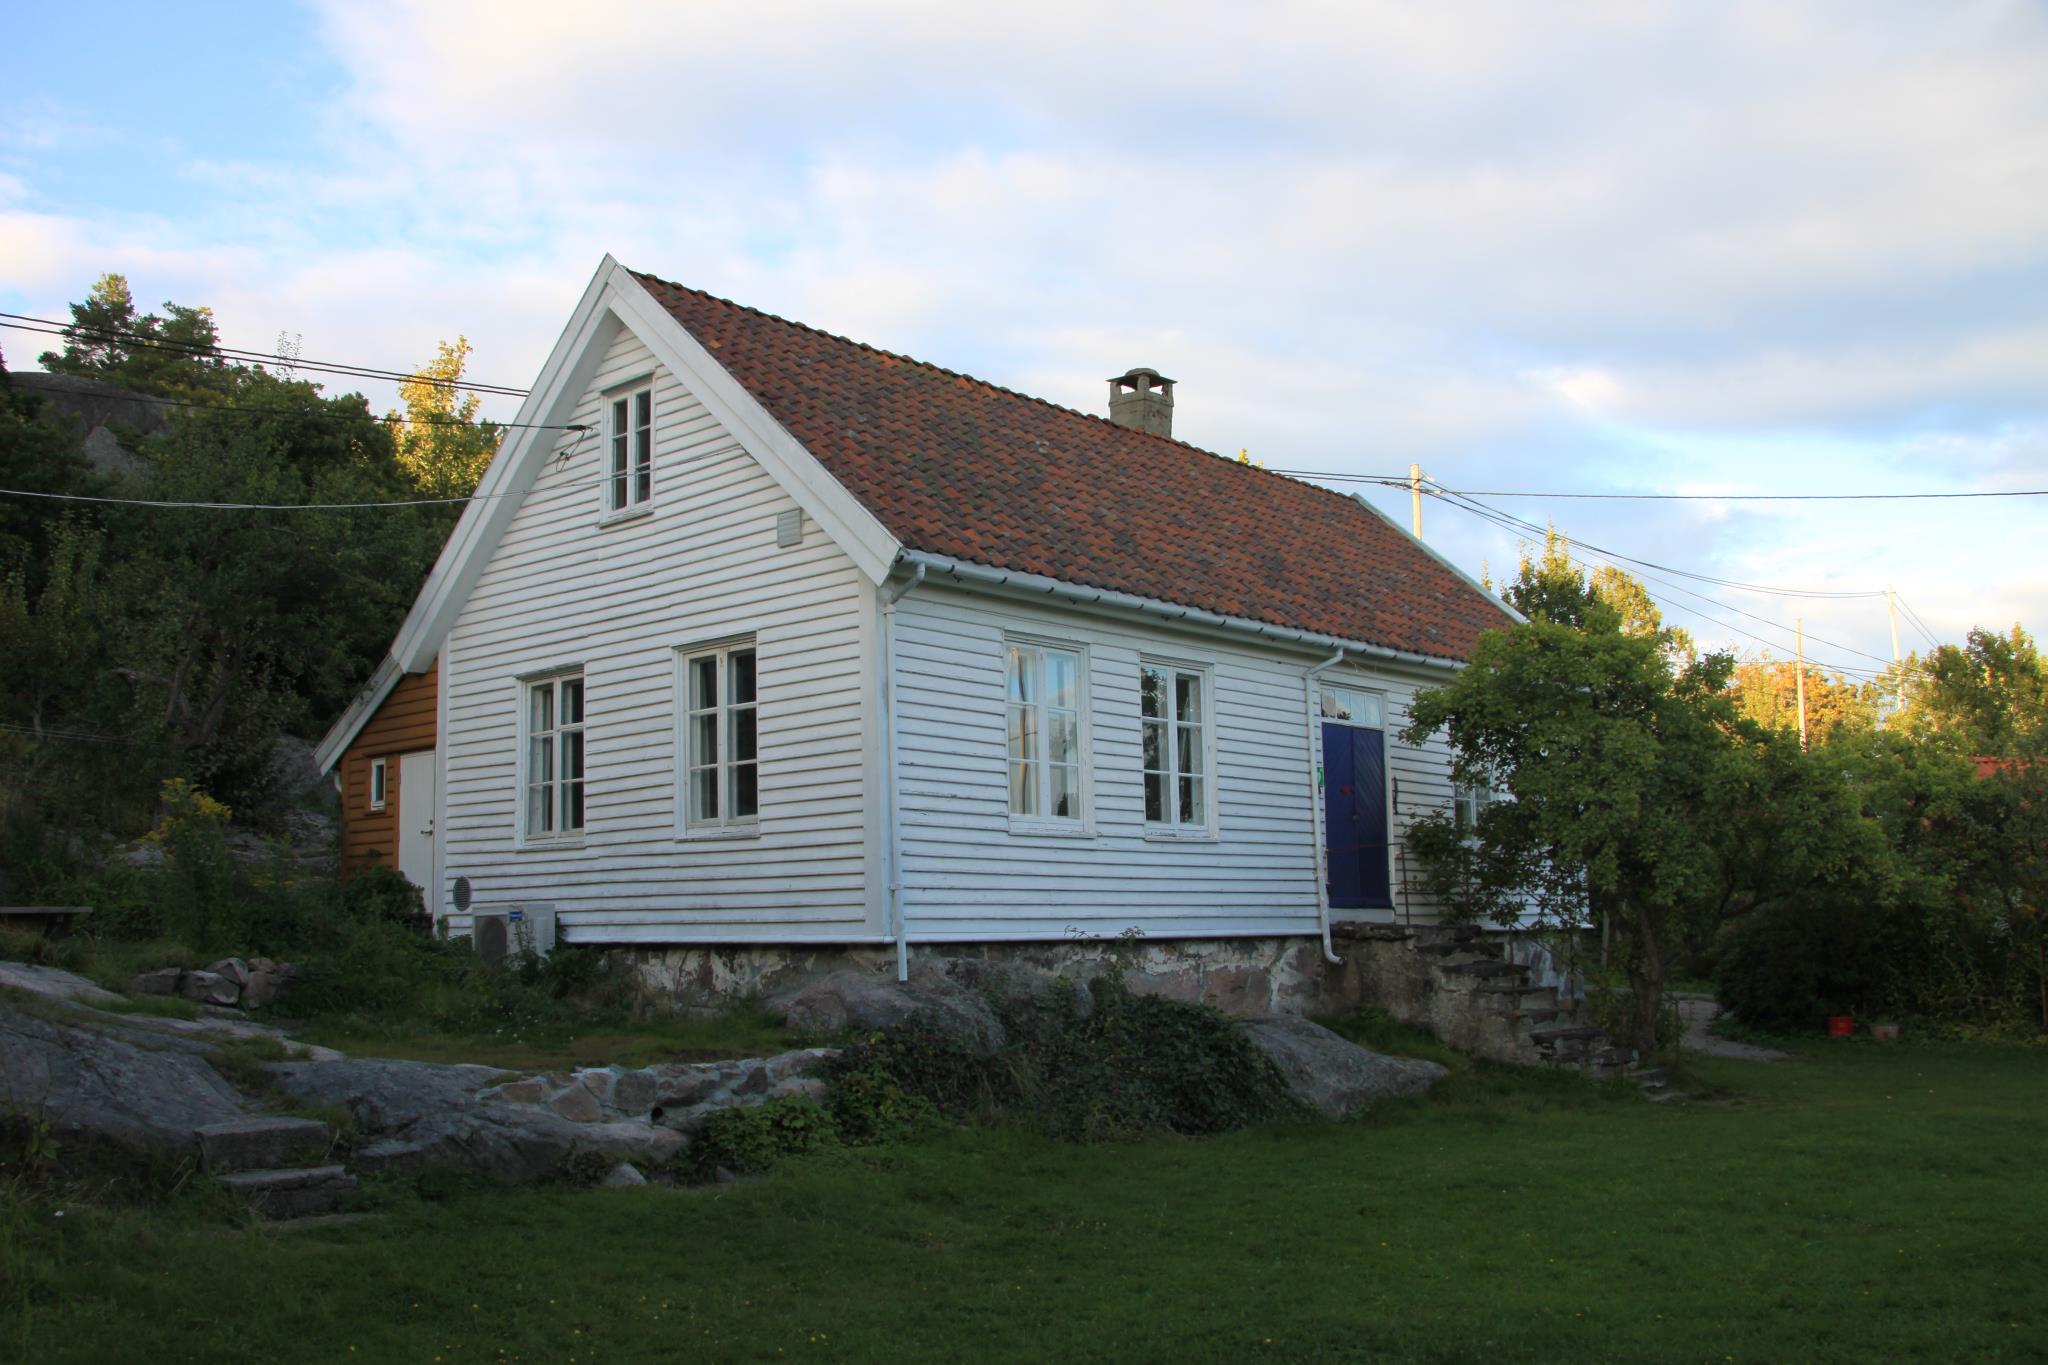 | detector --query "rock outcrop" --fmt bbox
[0,1000,248,1156]
[782,968,1006,1053]
[1241,1013,1448,1119]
